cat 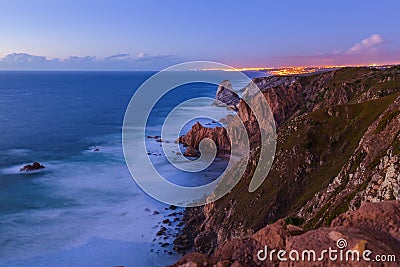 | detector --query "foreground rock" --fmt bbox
[20,162,45,172]
[214,80,240,111]
[172,201,400,267]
